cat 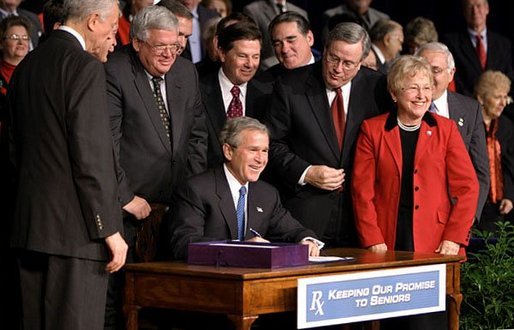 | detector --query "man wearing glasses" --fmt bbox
[103,6,207,329]
[265,22,391,248]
